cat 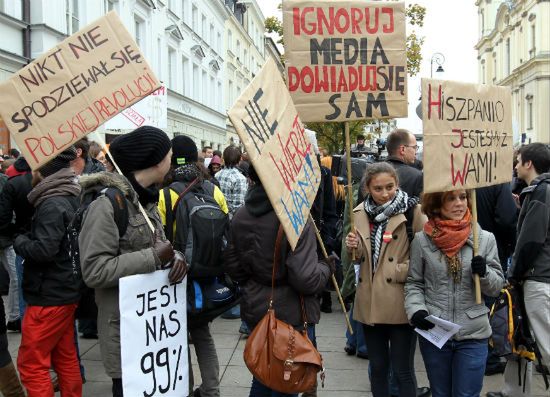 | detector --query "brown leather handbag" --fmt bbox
[243,226,325,394]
